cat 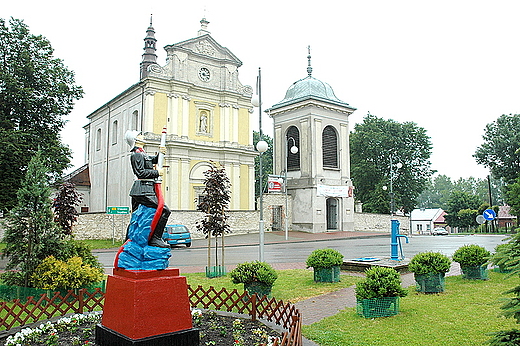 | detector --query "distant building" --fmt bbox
[82,17,256,213]
[498,205,517,230]
[410,208,446,234]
